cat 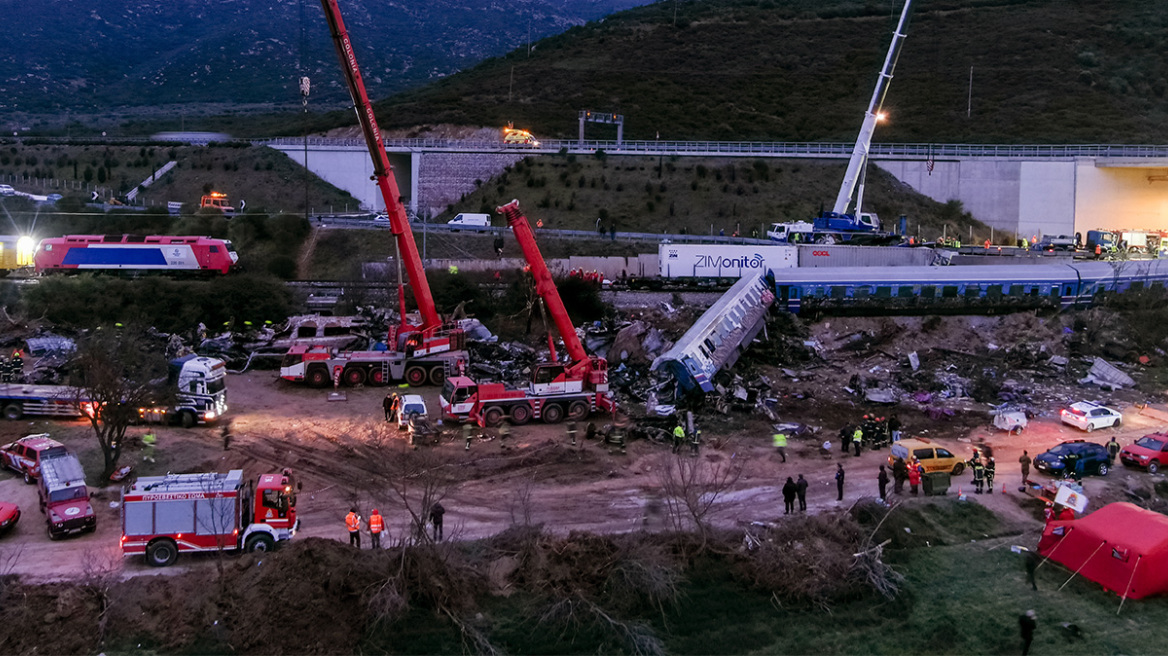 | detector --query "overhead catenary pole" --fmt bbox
[832,0,914,216]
